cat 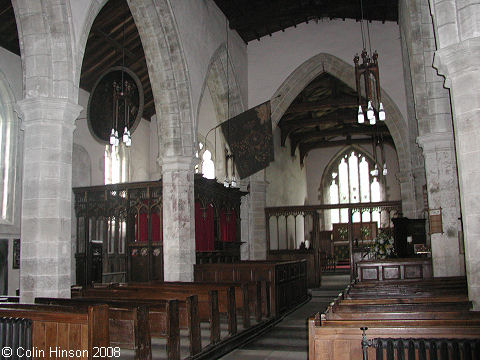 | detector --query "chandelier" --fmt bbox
[109,78,133,147]
[109,20,132,148]
[223,18,237,189]
[354,0,387,177]
[354,0,385,126]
